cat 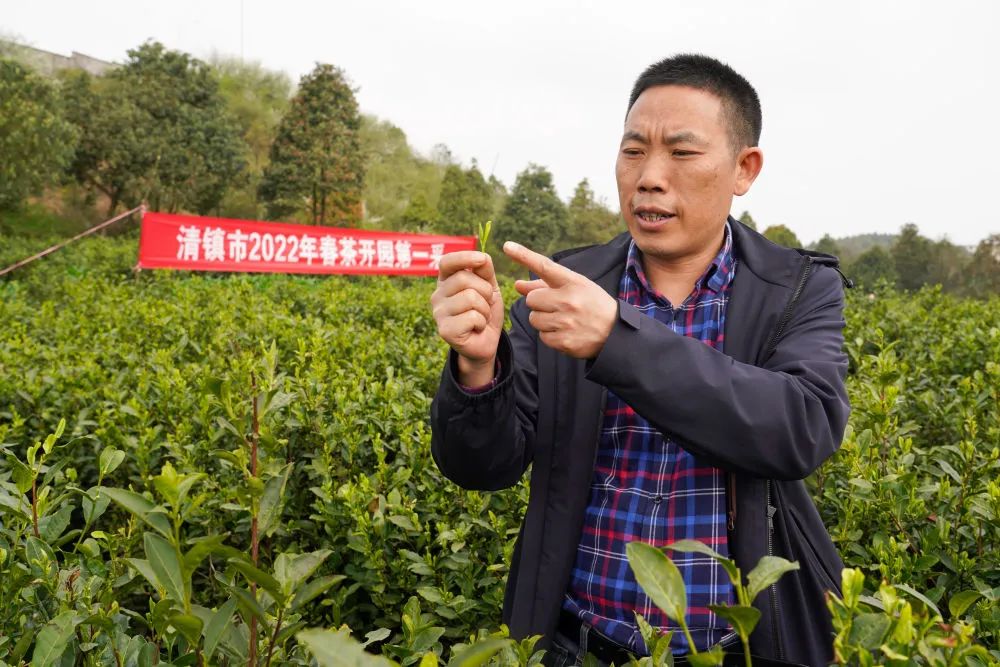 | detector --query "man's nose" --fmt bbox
[636,155,670,193]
